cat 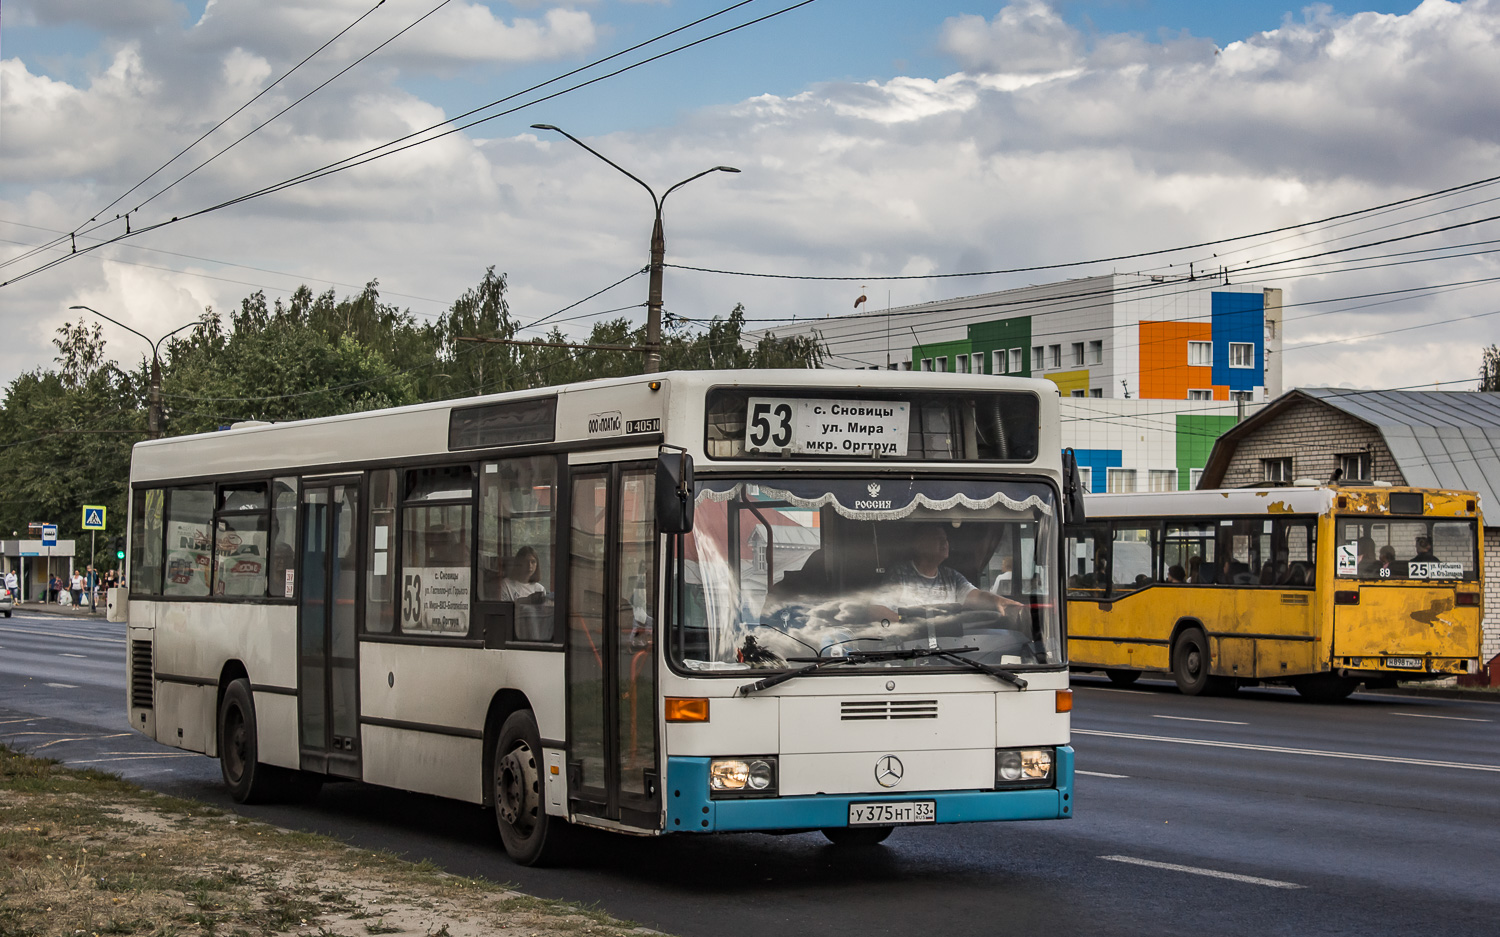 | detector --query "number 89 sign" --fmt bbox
[745,397,910,457]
